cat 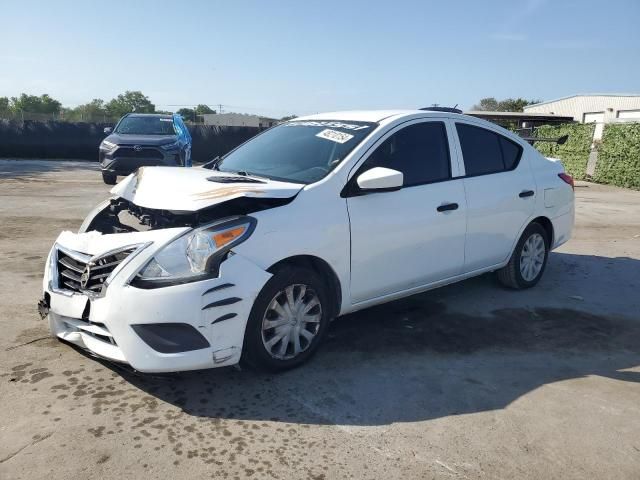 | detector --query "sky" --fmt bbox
[1,0,639,118]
